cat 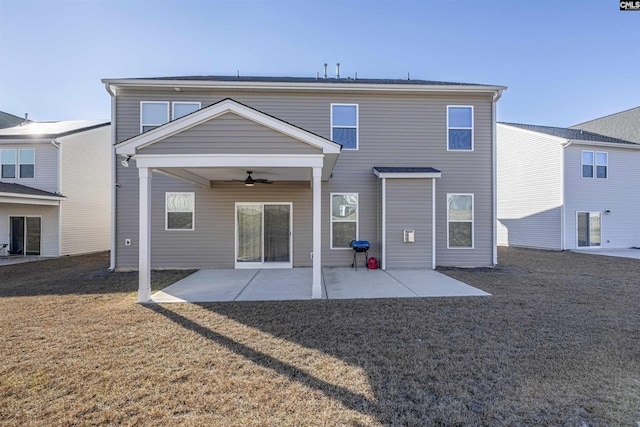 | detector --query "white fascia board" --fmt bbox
[0,138,56,145]
[135,153,325,169]
[0,194,62,205]
[373,171,442,179]
[102,78,506,95]
[564,139,640,150]
[115,99,340,155]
